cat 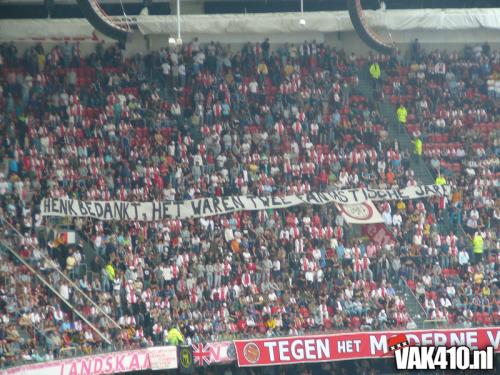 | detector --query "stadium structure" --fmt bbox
[0,1,499,374]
